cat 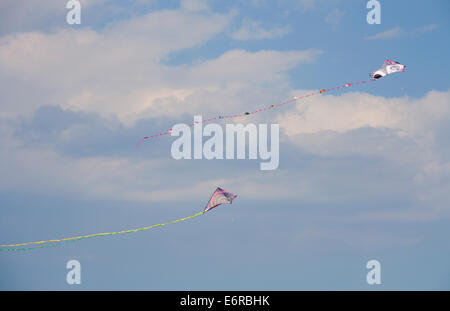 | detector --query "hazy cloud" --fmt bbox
[366,24,439,40]
[231,18,291,40]
[365,26,403,40]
